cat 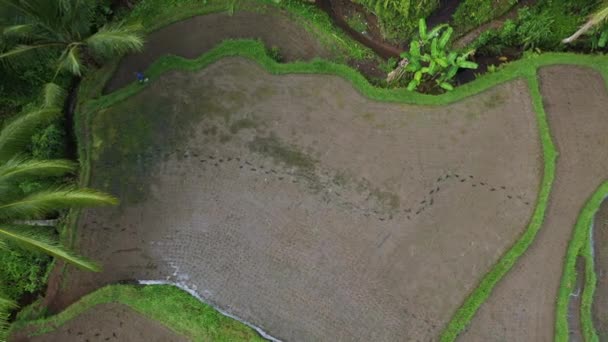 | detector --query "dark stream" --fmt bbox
[315,0,401,59]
